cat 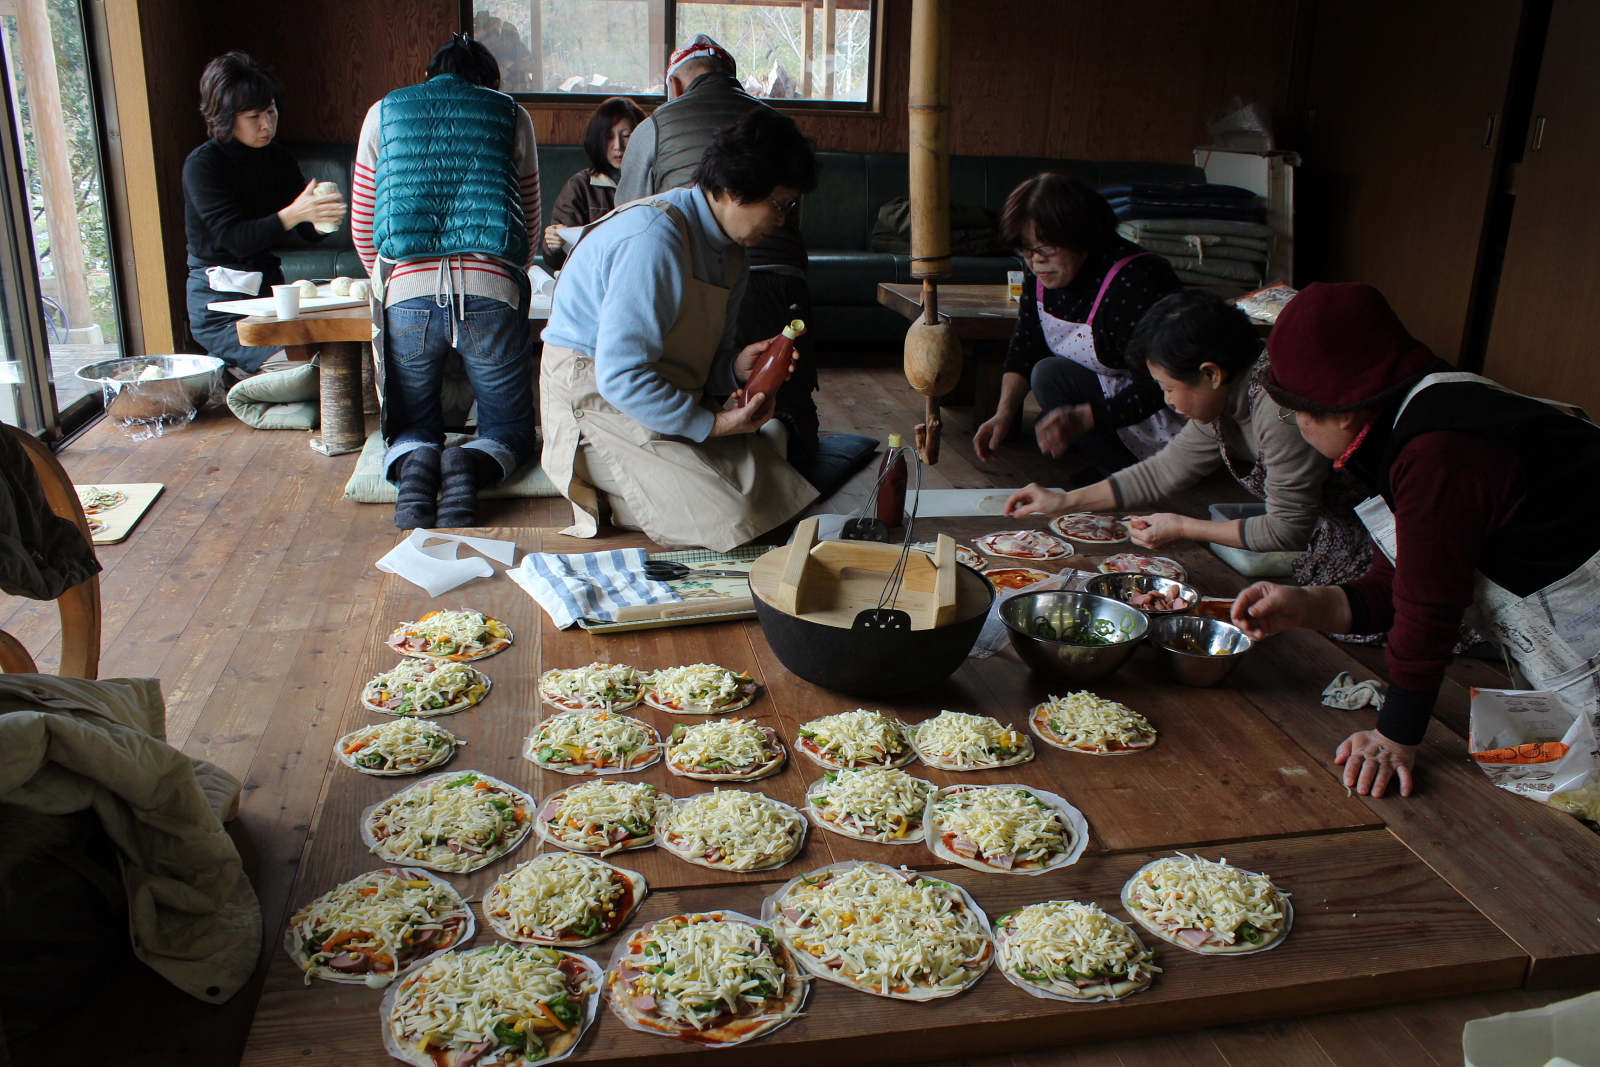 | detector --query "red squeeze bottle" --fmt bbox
[877,433,909,527]
[737,319,805,405]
